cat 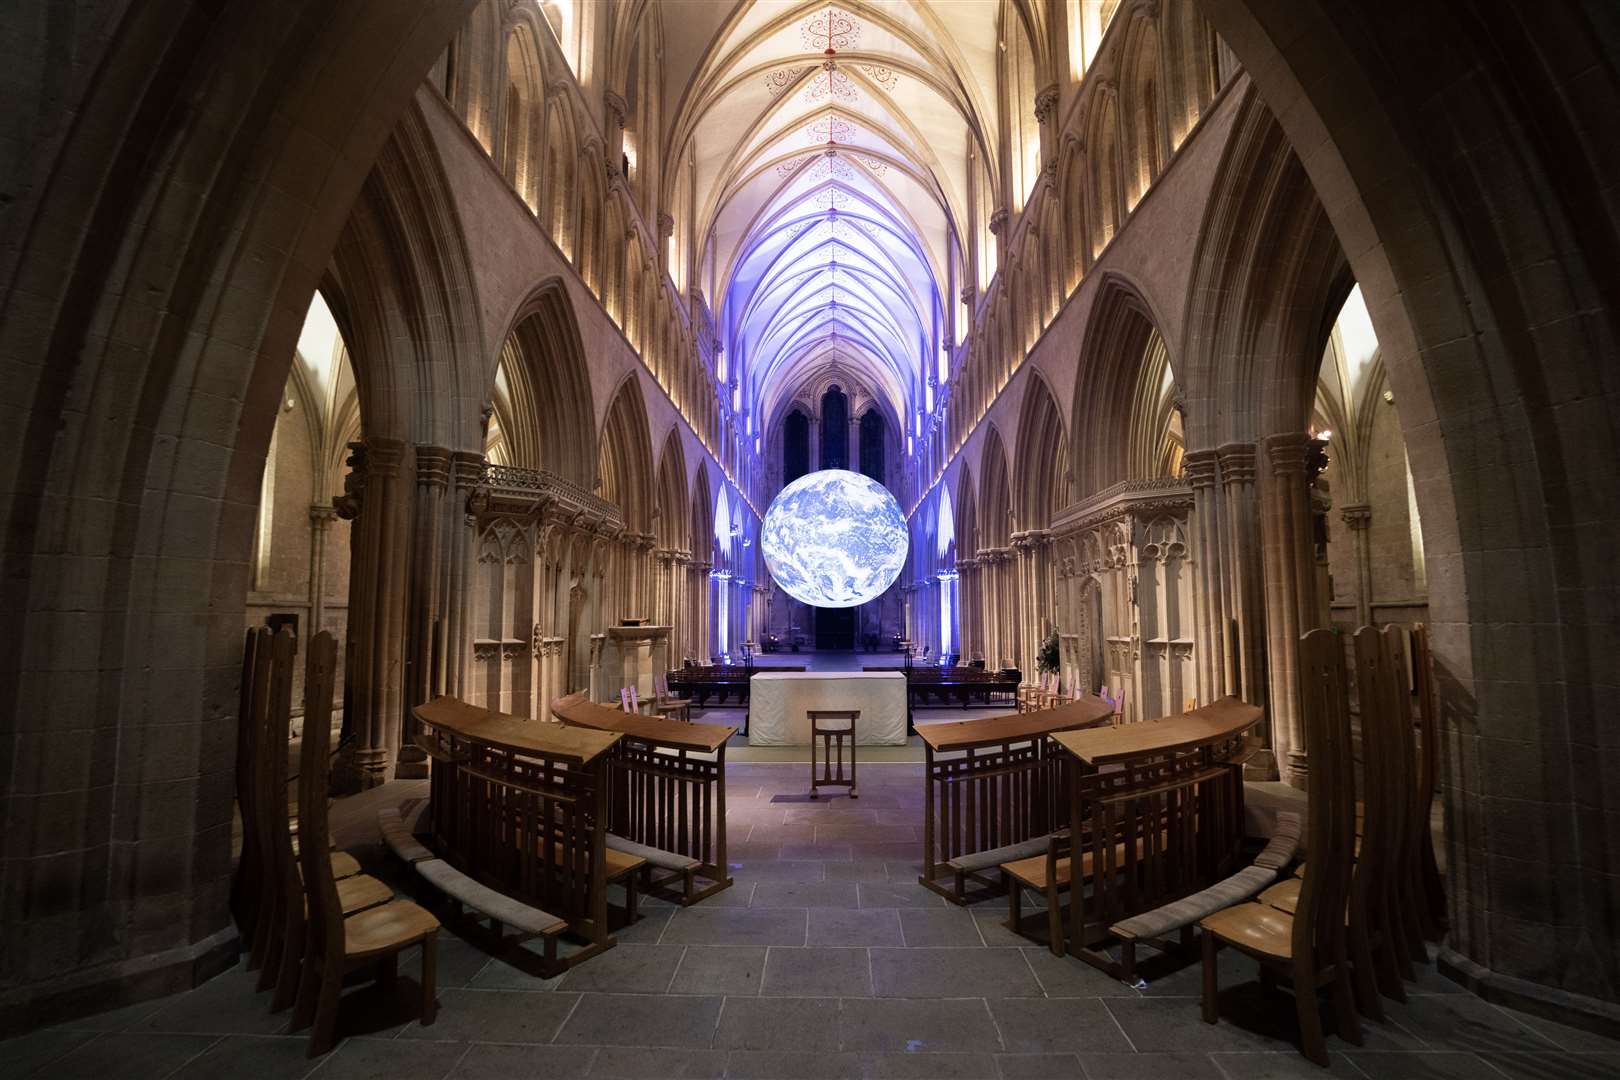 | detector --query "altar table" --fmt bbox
[747,671,908,746]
